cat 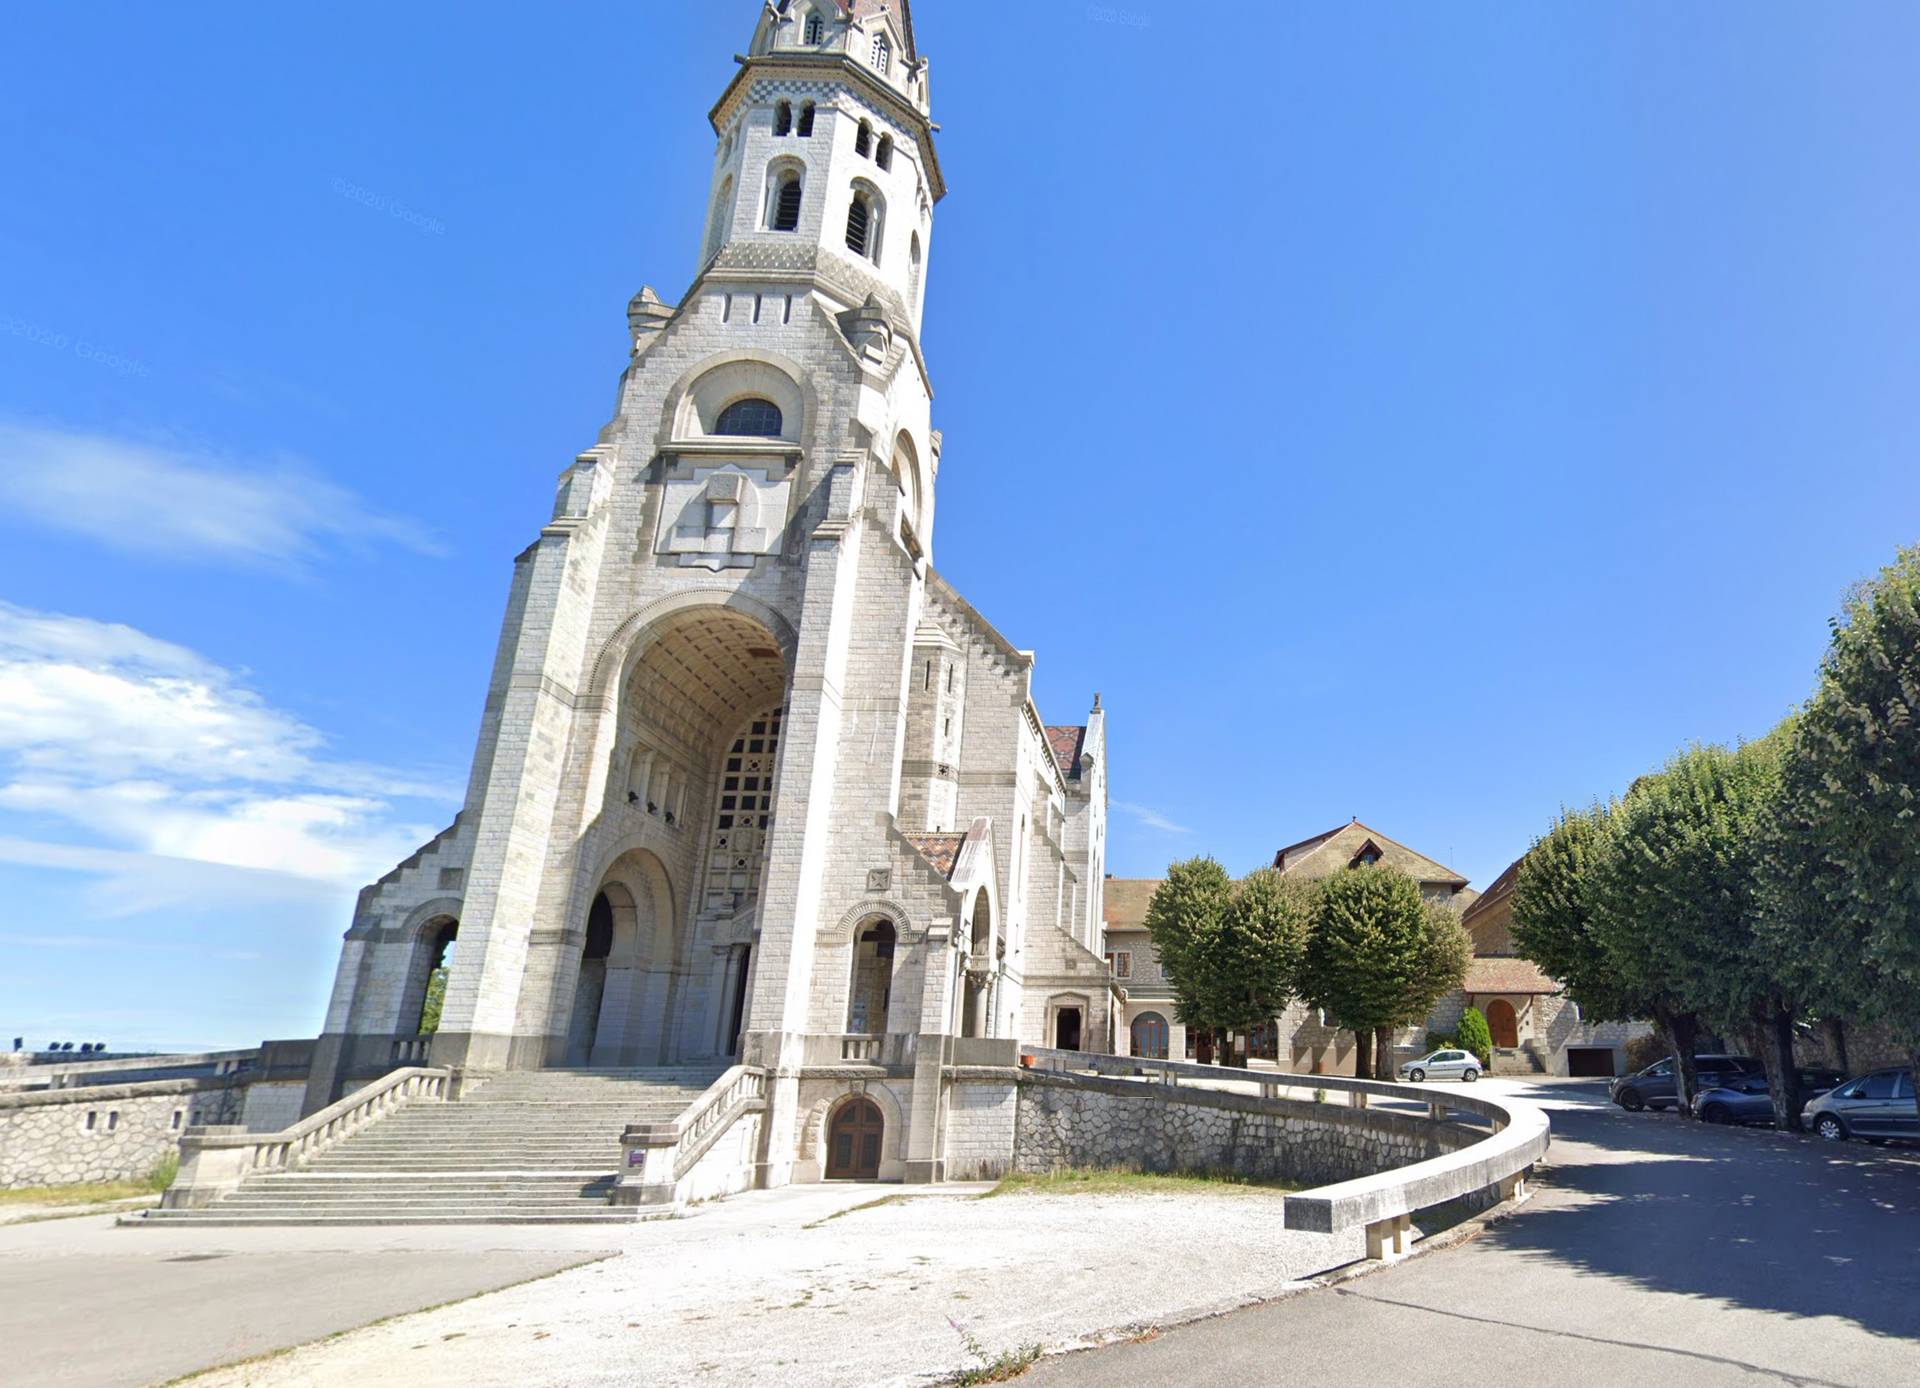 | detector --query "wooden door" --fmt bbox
[825,1096,884,1180]
[1487,999,1520,1050]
